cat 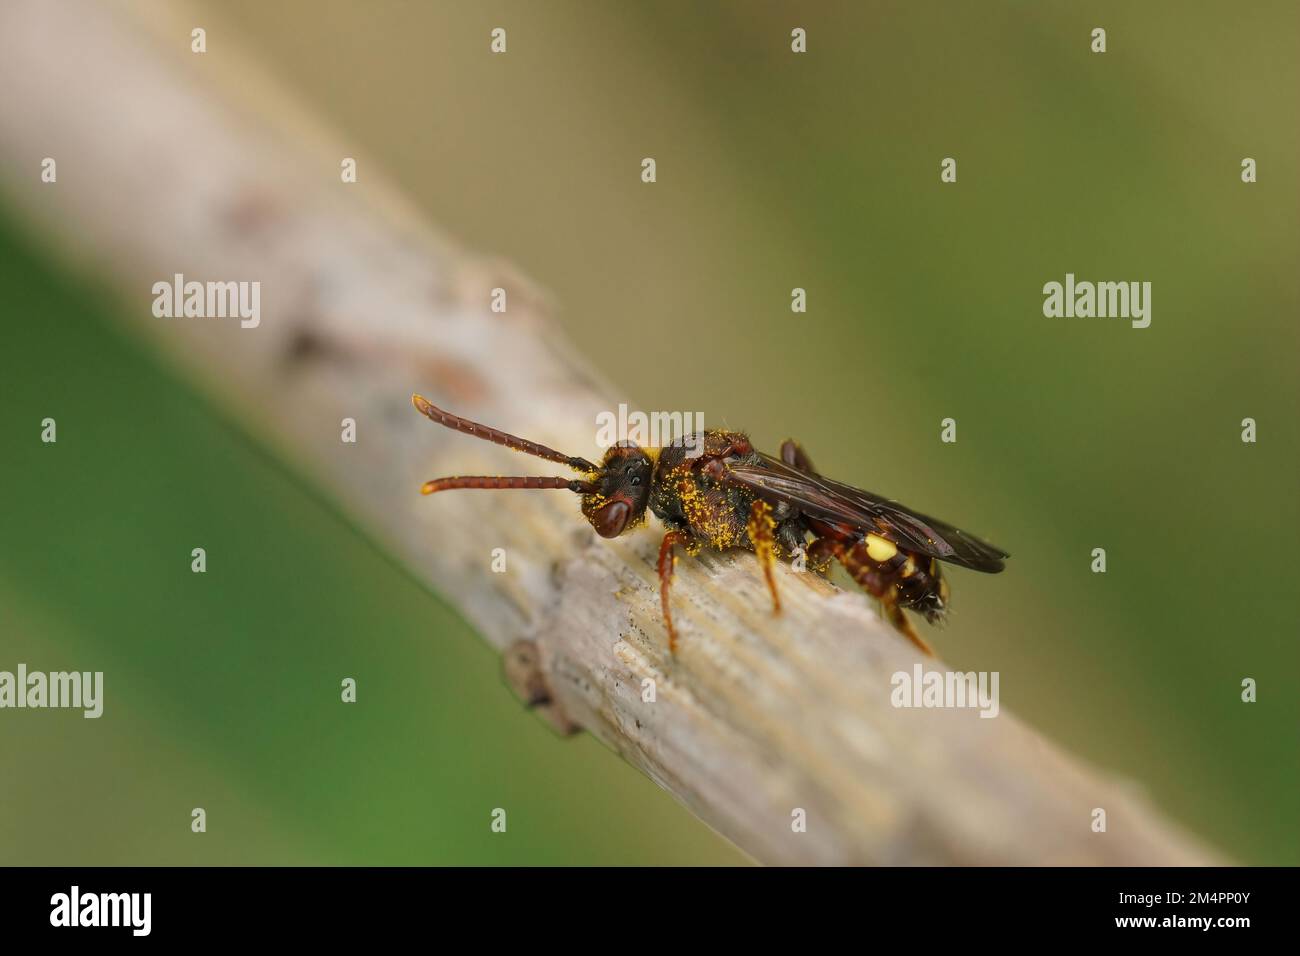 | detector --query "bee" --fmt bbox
[412,395,1007,655]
